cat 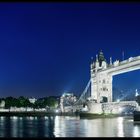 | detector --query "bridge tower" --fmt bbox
[90,50,113,103]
